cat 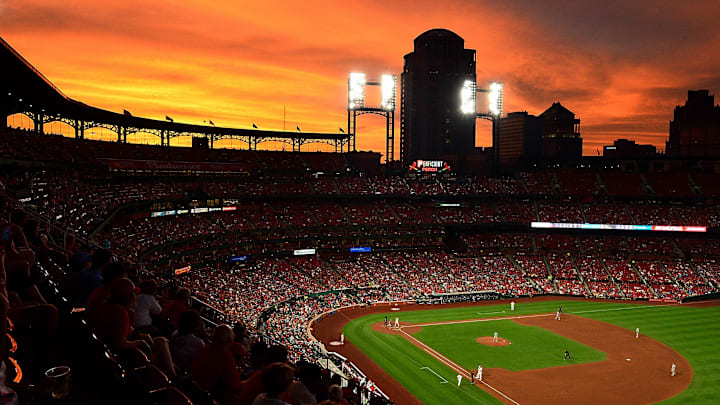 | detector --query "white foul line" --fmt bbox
[399,328,521,405]
[420,366,448,383]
